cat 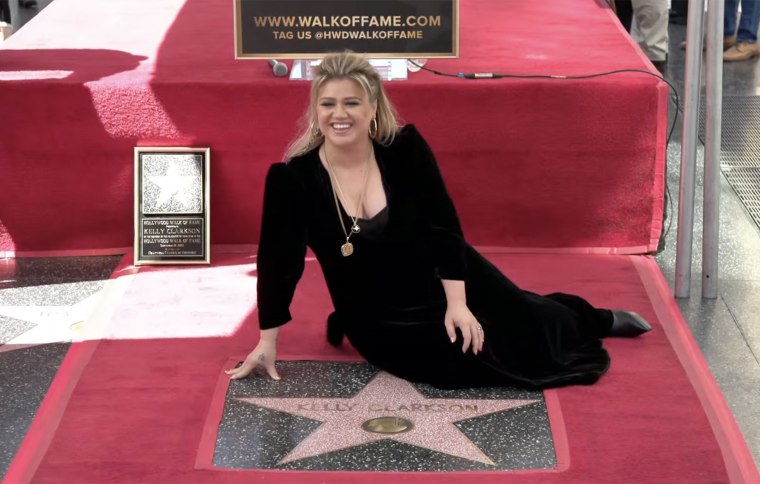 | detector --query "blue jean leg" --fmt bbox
[726,0,740,37]
[737,0,760,42]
